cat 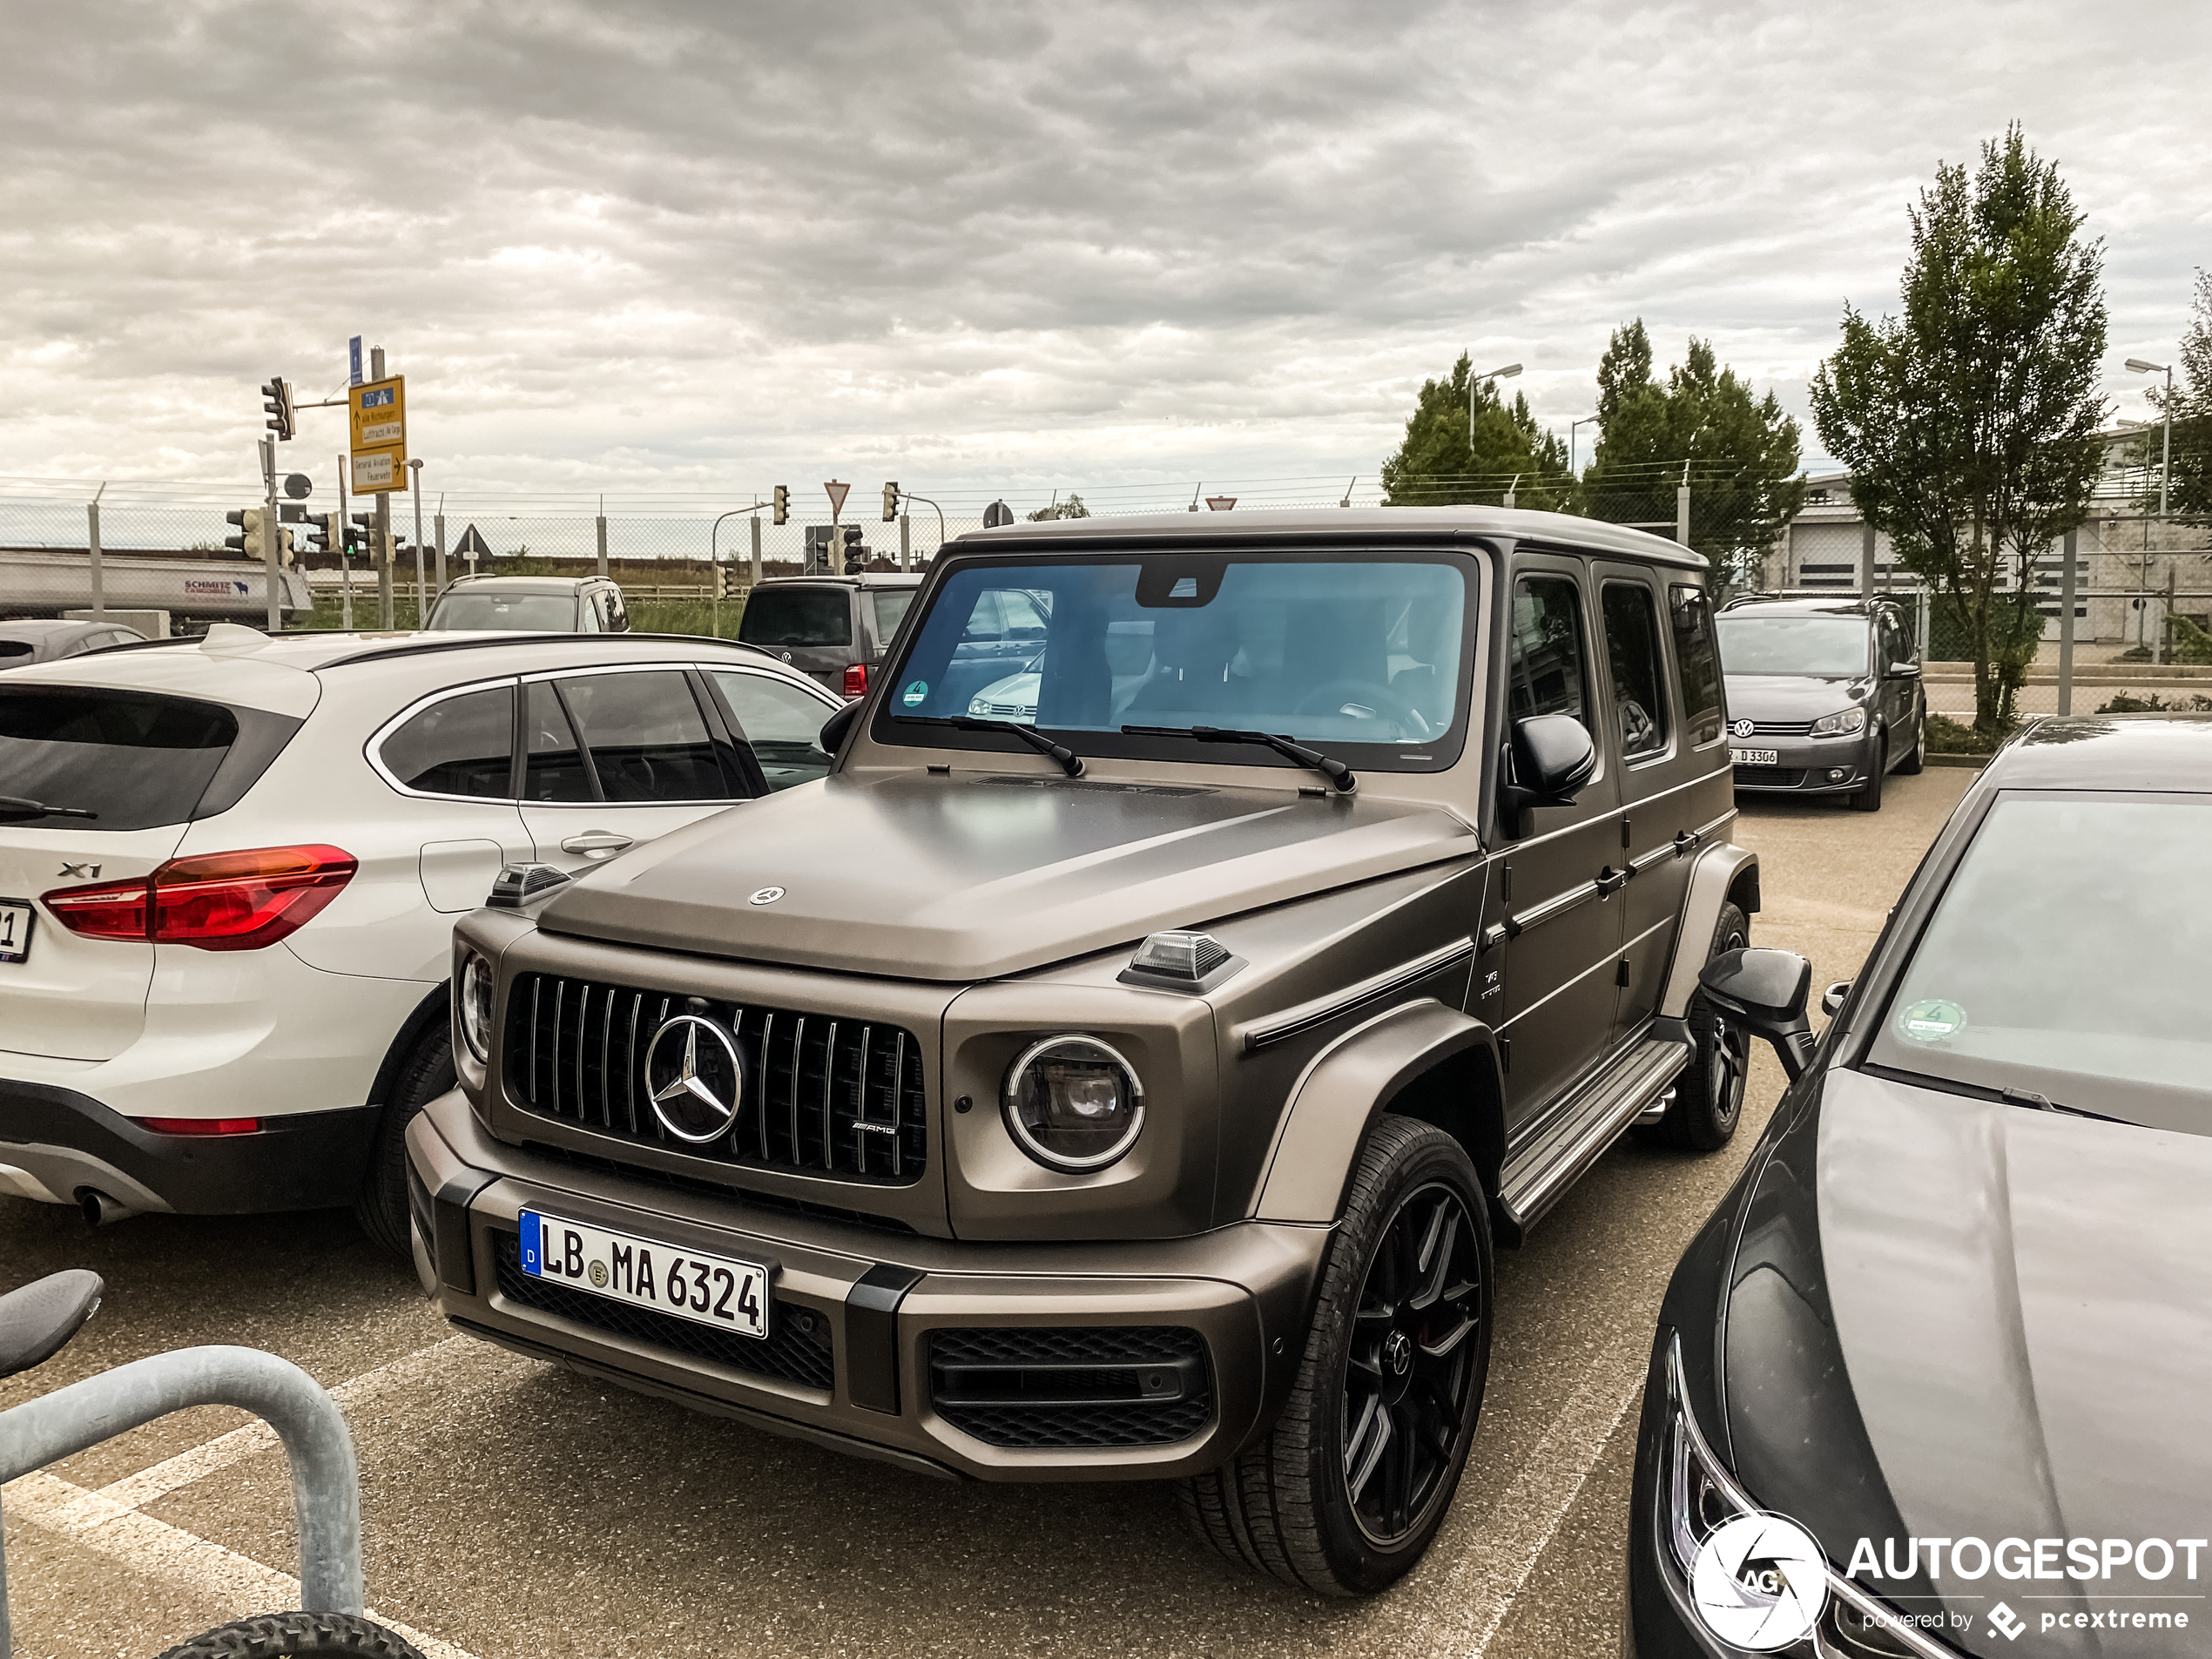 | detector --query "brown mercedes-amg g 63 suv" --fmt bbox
[408,508,1761,1595]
